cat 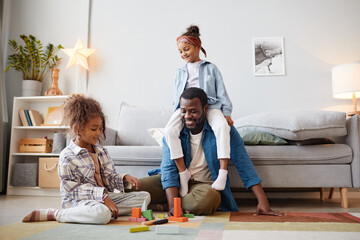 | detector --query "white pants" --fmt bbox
[164,108,230,159]
[56,191,150,224]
